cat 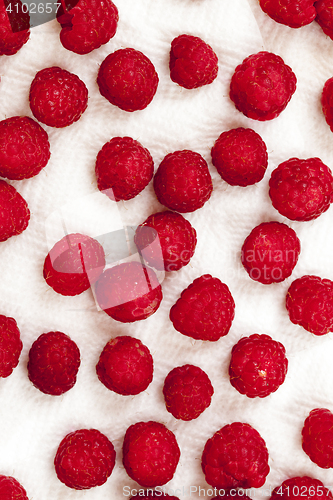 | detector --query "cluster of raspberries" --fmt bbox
[2,0,333,497]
